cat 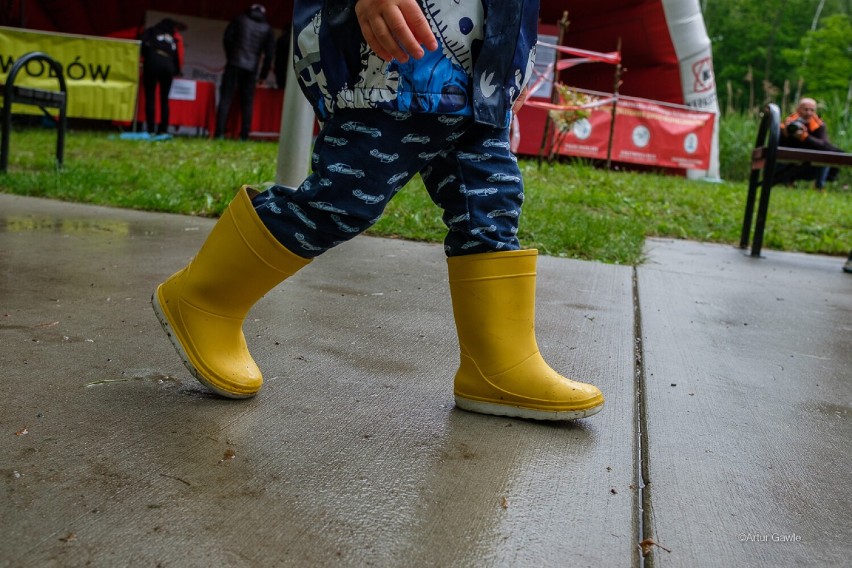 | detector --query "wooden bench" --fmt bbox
[1,51,68,173]
[739,102,852,257]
